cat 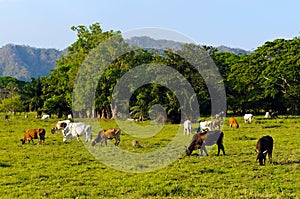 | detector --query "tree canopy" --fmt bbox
[0,23,299,119]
